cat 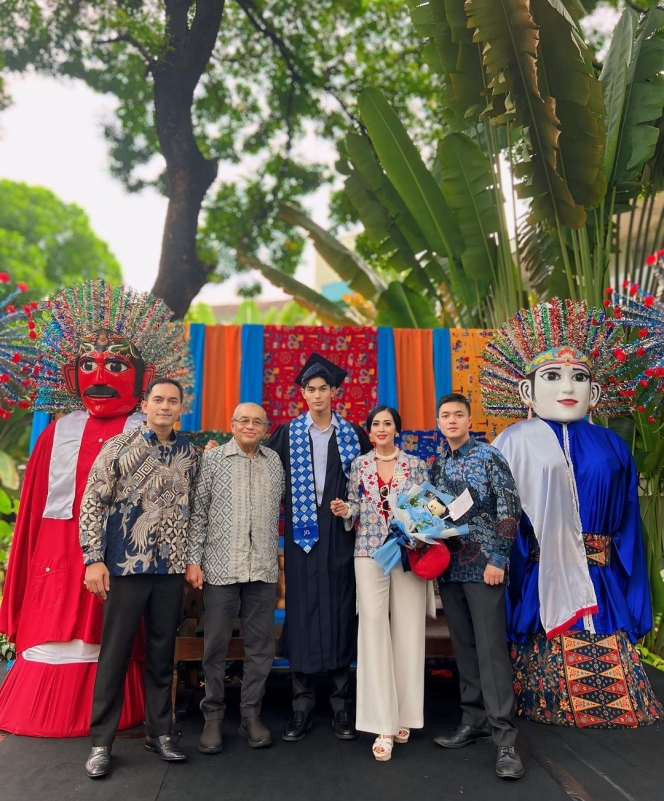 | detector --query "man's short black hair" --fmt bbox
[366,405,403,434]
[301,365,334,389]
[437,392,471,416]
[144,377,183,402]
